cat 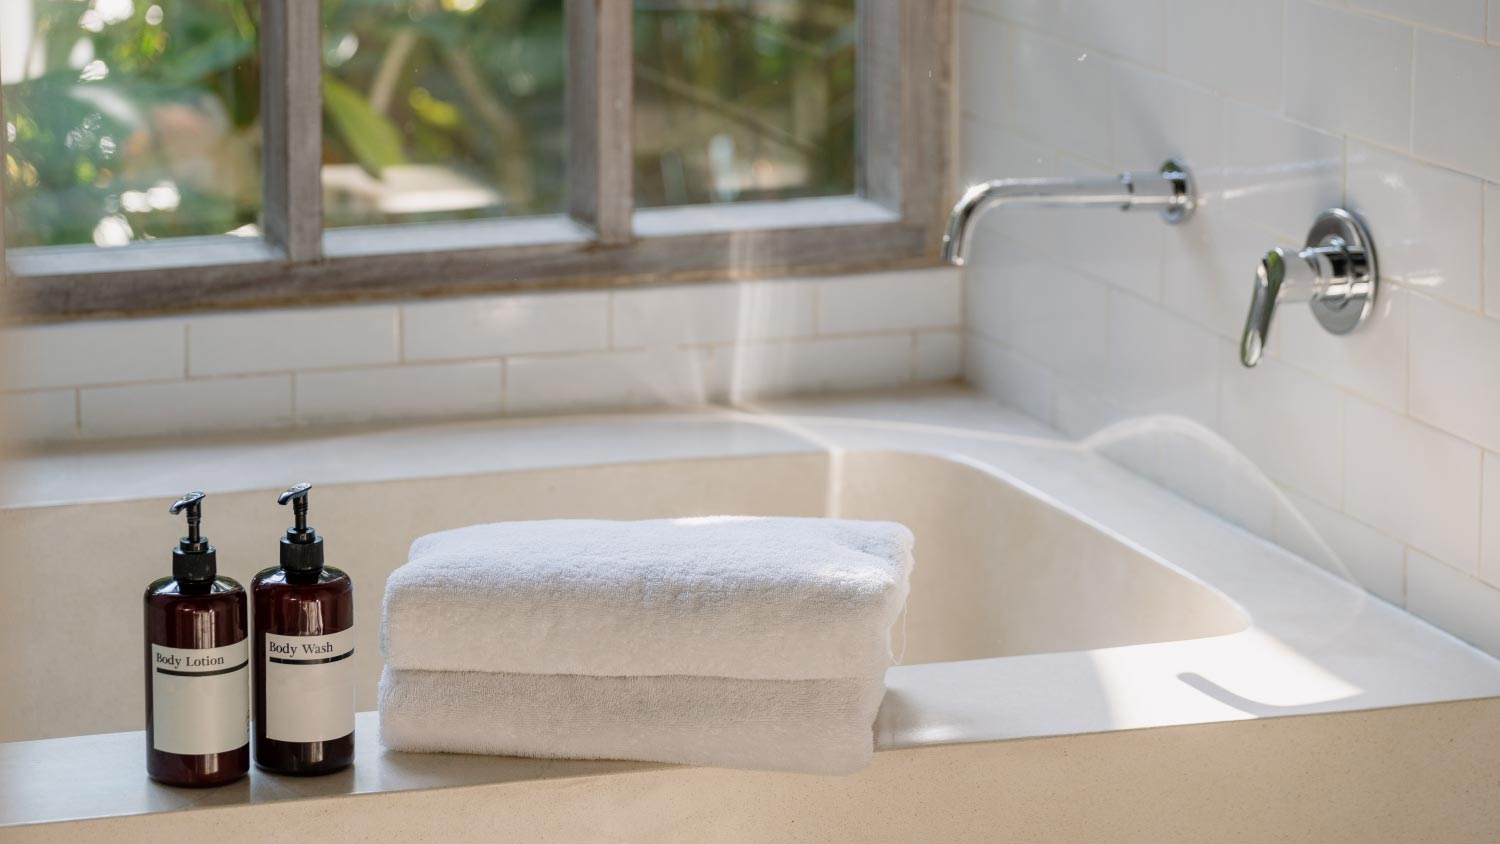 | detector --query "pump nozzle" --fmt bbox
[277,483,324,573]
[169,491,217,583]
[278,482,312,535]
